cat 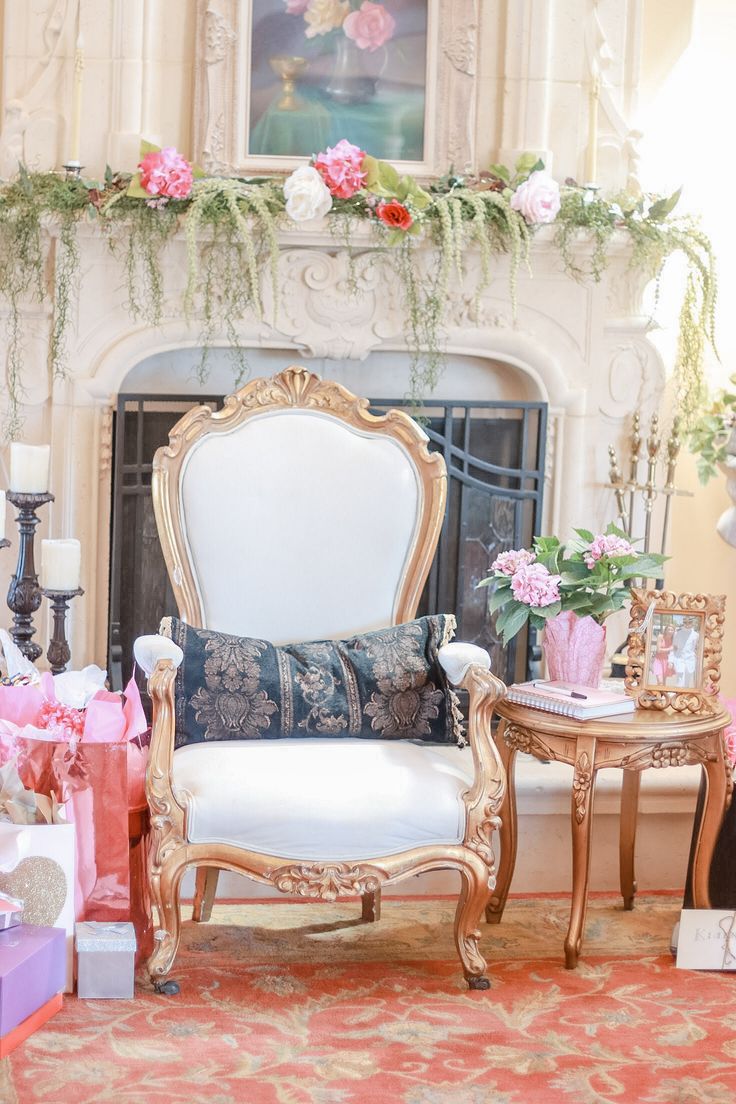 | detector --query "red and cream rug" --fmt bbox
[3,894,735,1104]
